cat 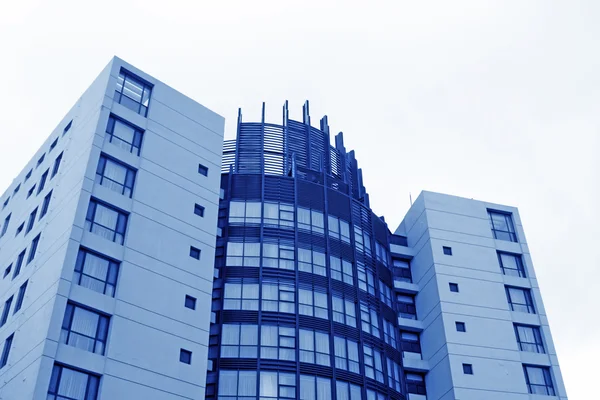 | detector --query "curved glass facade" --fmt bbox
[208,102,406,400]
